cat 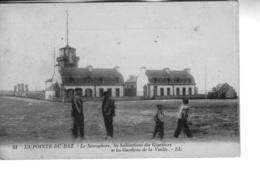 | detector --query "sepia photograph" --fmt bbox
[0,0,239,159]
